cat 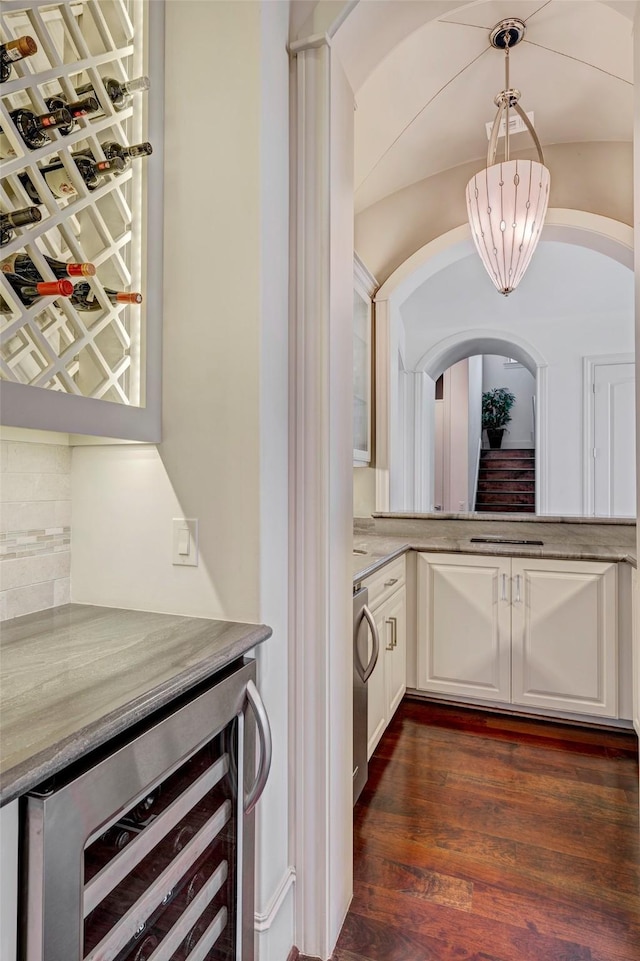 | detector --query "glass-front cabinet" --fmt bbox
[0,0,163,440]
[353,254,376,466]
